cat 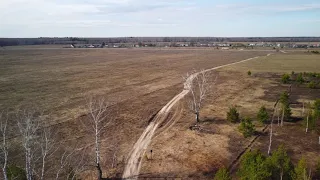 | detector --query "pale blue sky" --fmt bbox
[0,0,319,37]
